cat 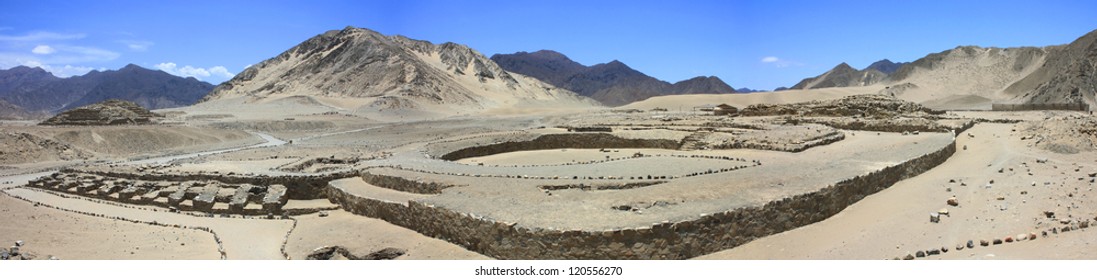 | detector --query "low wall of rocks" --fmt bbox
[991,103,1088,111]
[66,169,356,200]
[439,133,681,161]
[358,171,458,194]
[326,138,958,259]
[711,131,846,153]
[802,118,973,133]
